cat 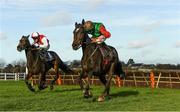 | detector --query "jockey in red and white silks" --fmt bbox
[31,32,51,62]
[31,32,50,50]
